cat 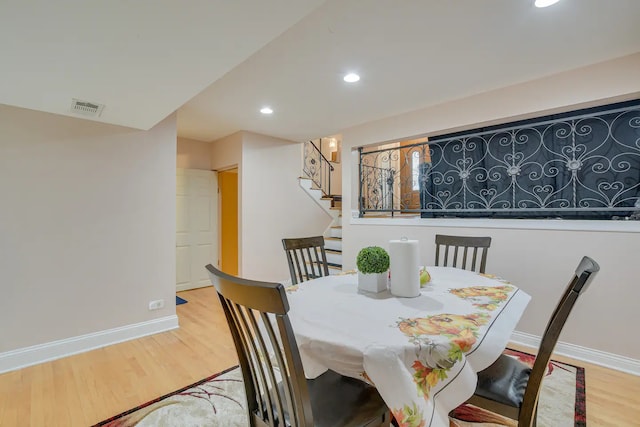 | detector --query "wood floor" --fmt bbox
[1,285,639,426]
